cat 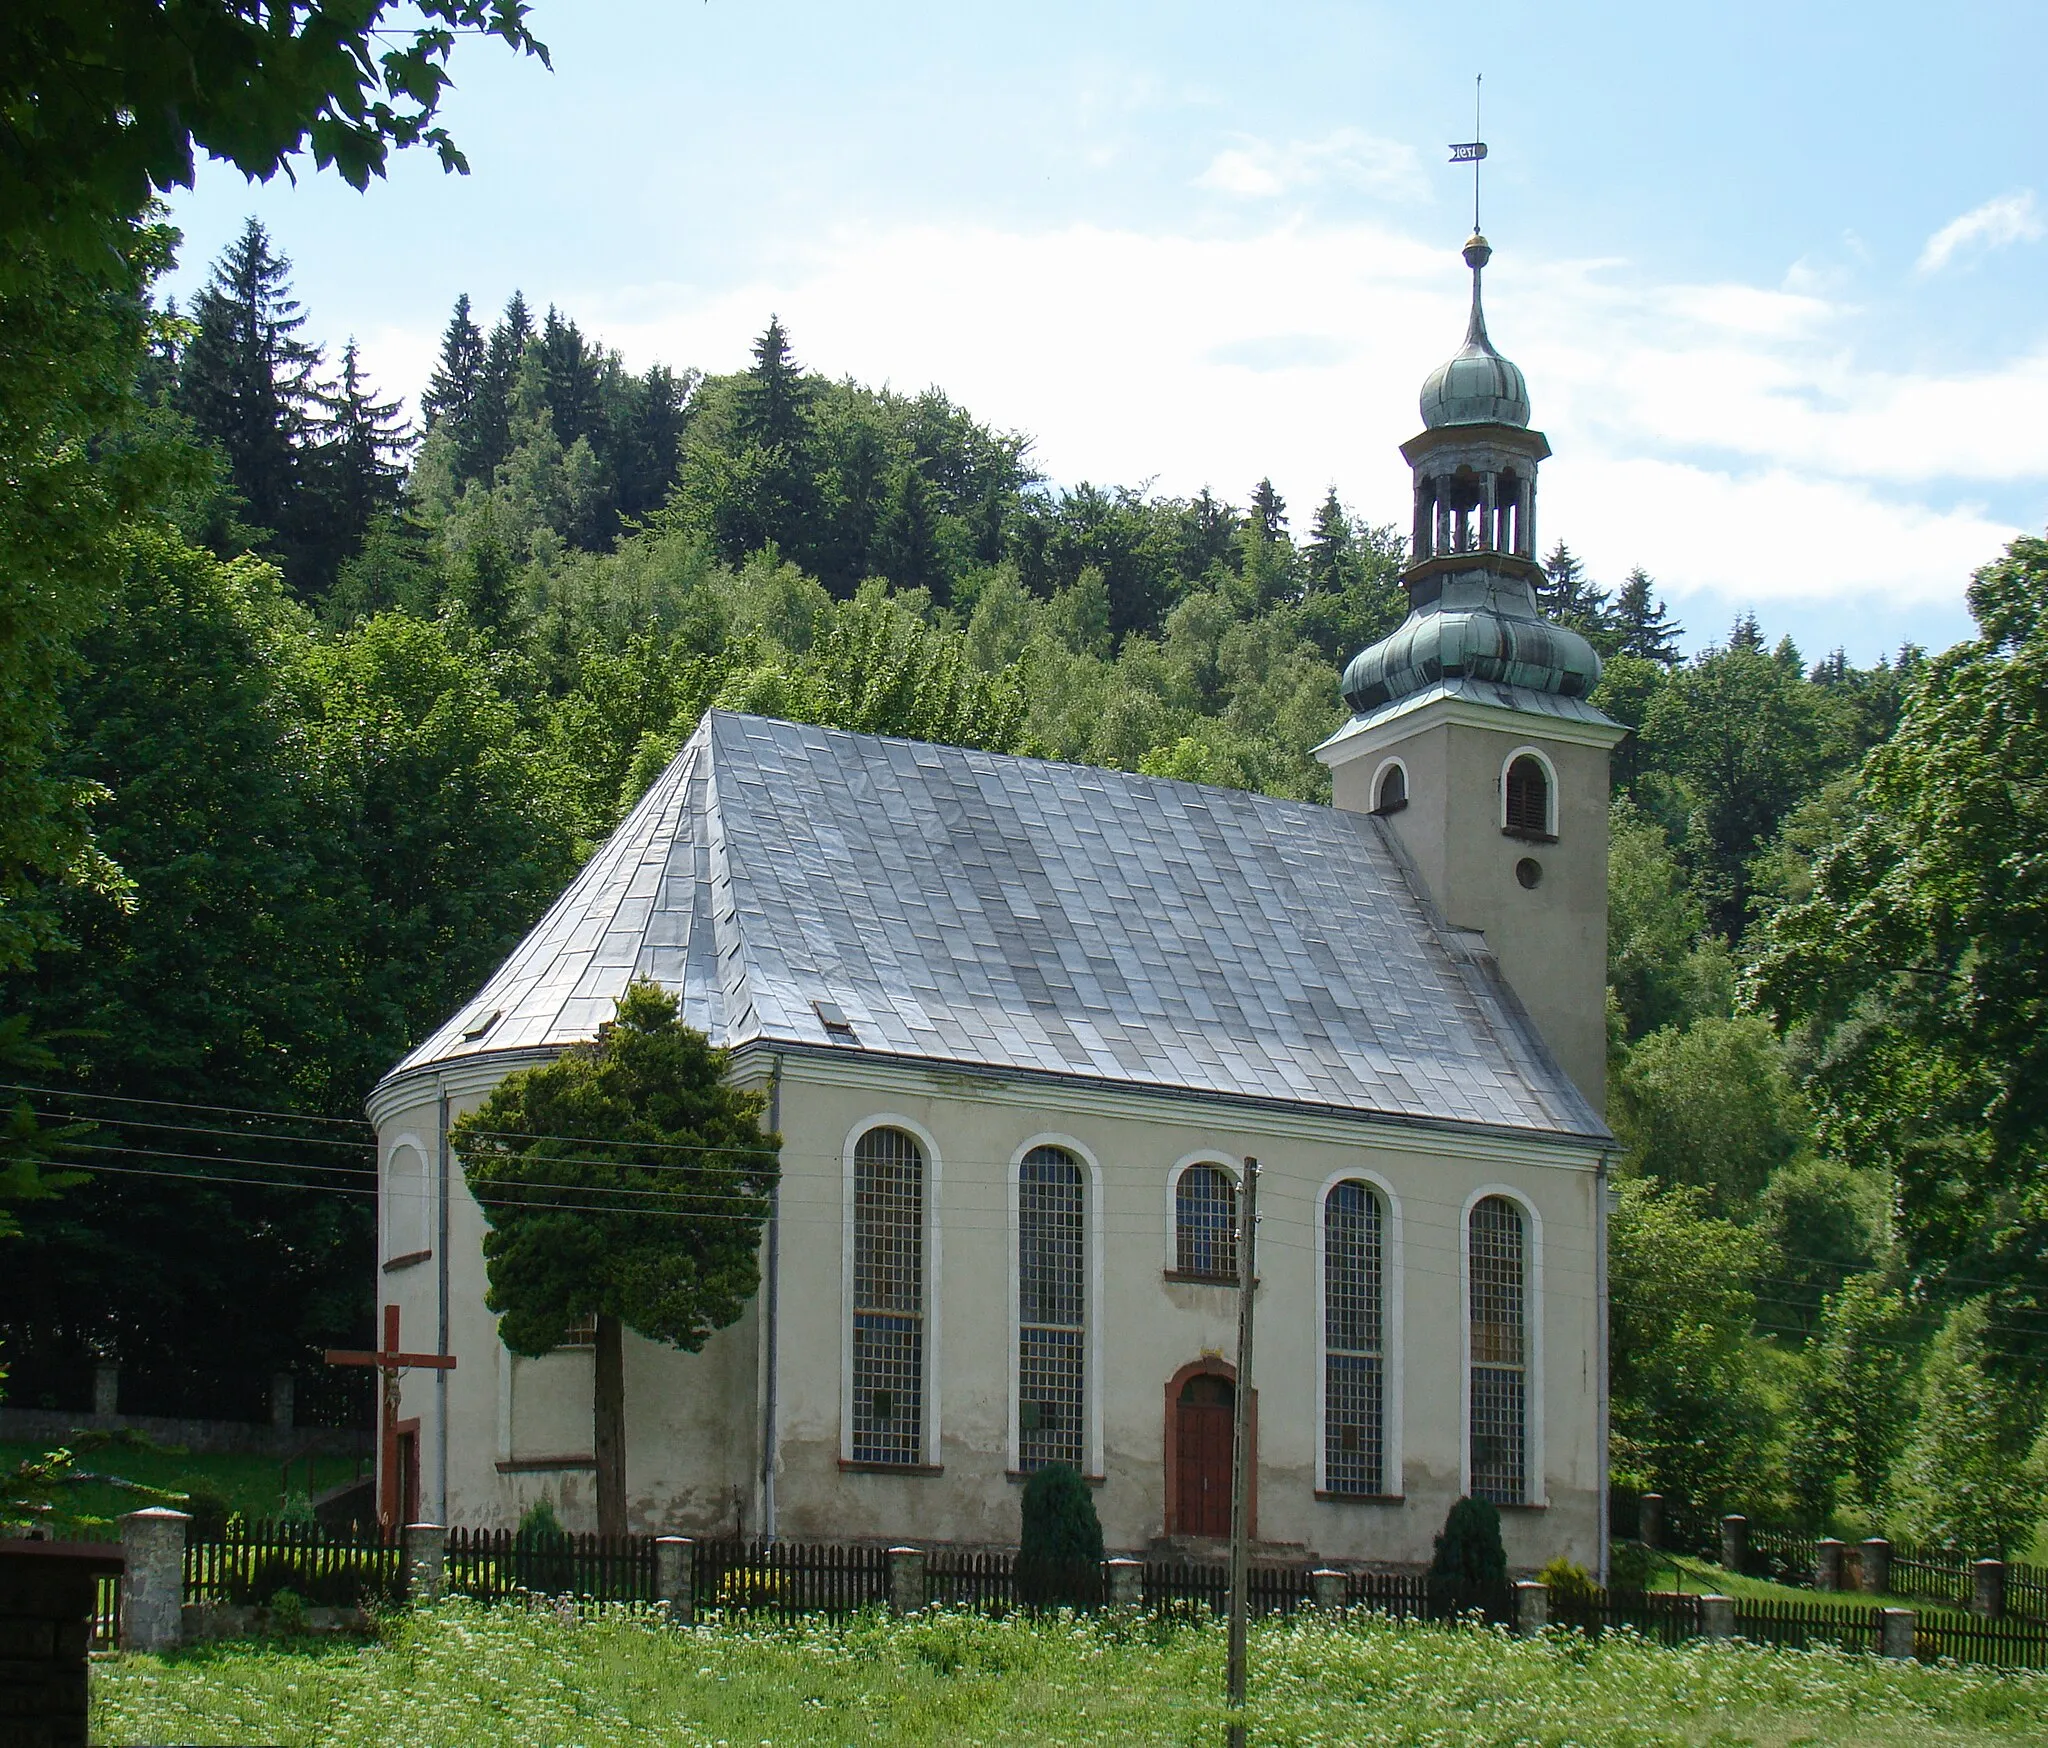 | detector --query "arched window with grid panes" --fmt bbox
[851,1126,925,1464]
[1174,1163,1237,1281]
[1322,1180,1385,1495]
[1467,1194,1528,1503]
[1017,1145,1085,1472]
